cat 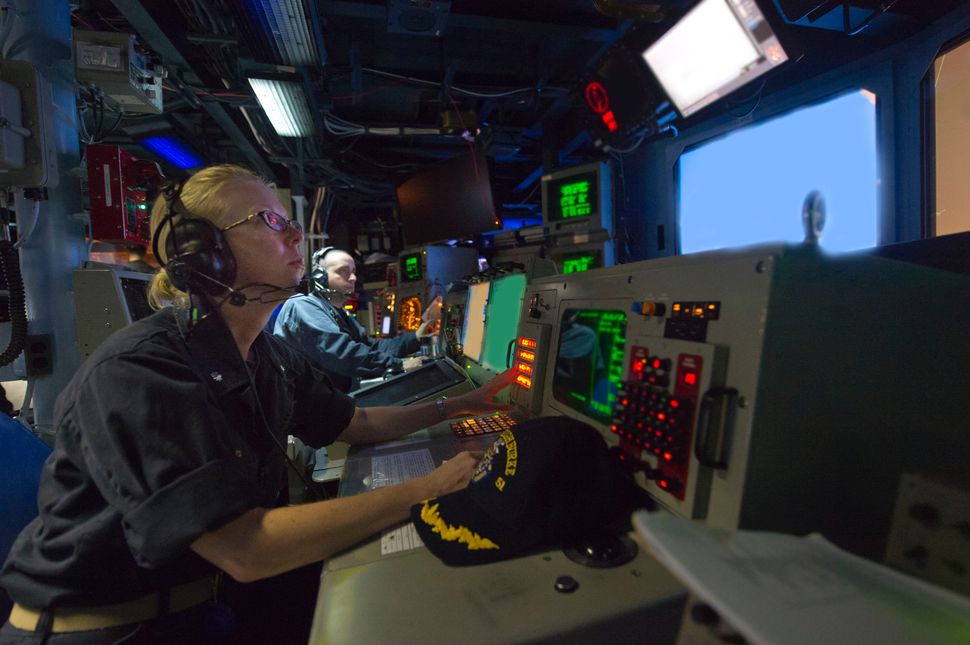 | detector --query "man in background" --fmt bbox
[274,247,439,392]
